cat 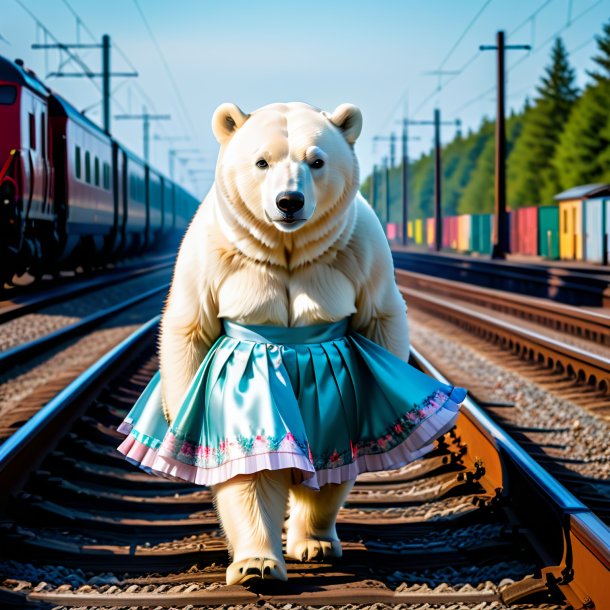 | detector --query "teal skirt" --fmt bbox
[117,319,465,489]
